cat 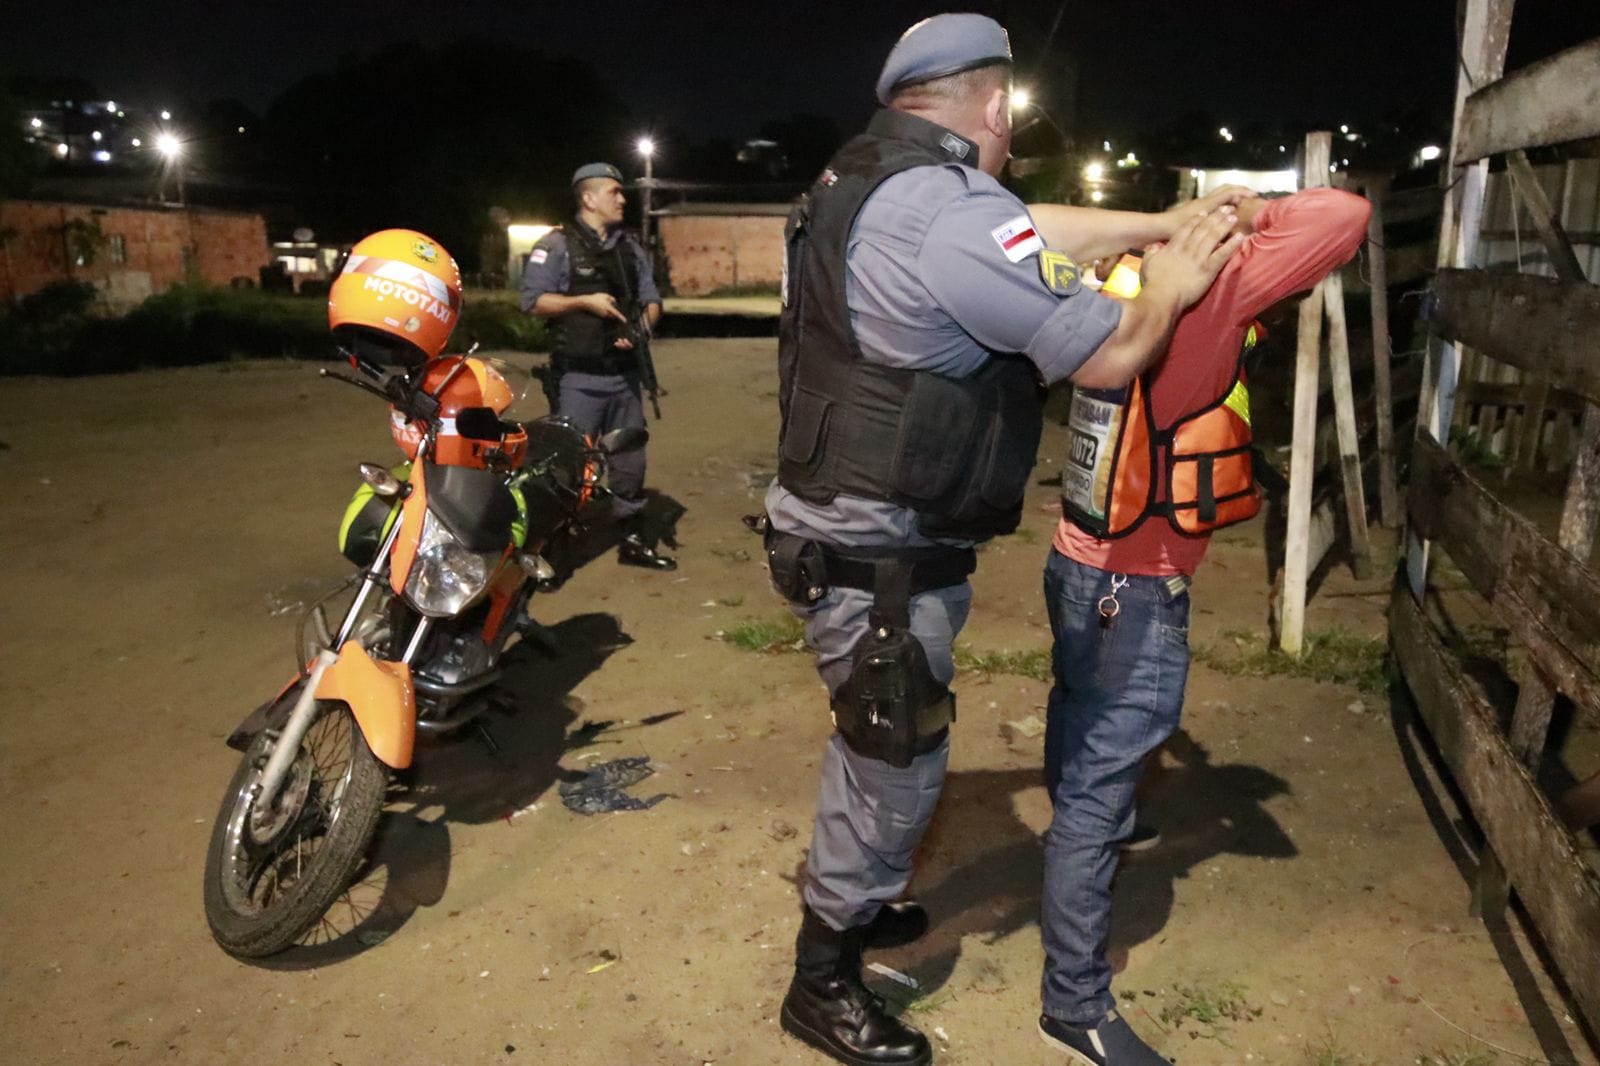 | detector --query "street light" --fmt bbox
[156,132,185,204]
[1010,88,1031,112]
[636,136,655,252]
